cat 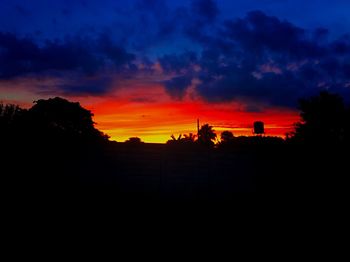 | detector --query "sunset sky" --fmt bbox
[1,0,350,142]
